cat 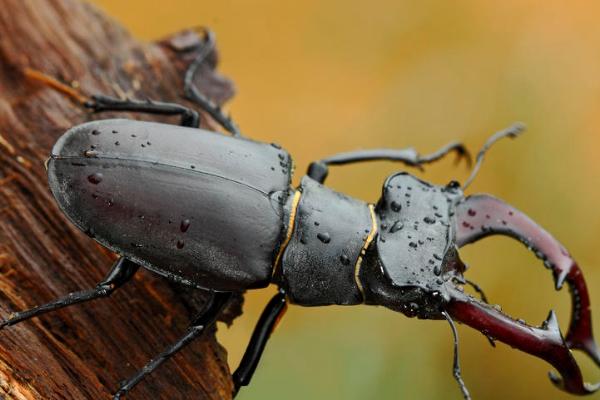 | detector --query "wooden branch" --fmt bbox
[0,1,241,399]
